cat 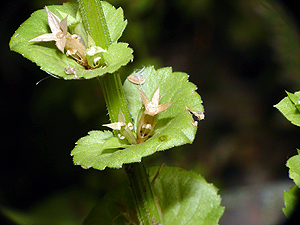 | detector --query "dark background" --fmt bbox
[1,0,300,224]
